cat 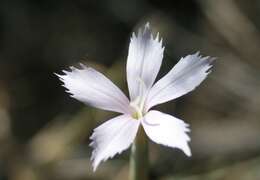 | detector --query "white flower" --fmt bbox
[57,23,214,171]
